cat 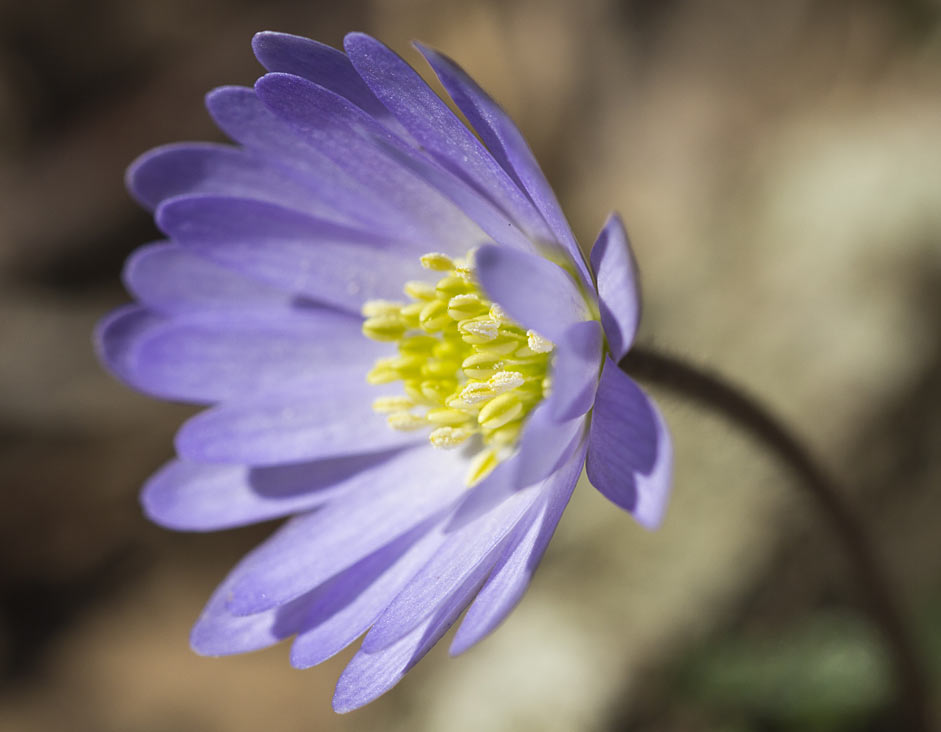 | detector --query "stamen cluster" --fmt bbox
[361,252,554,485]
